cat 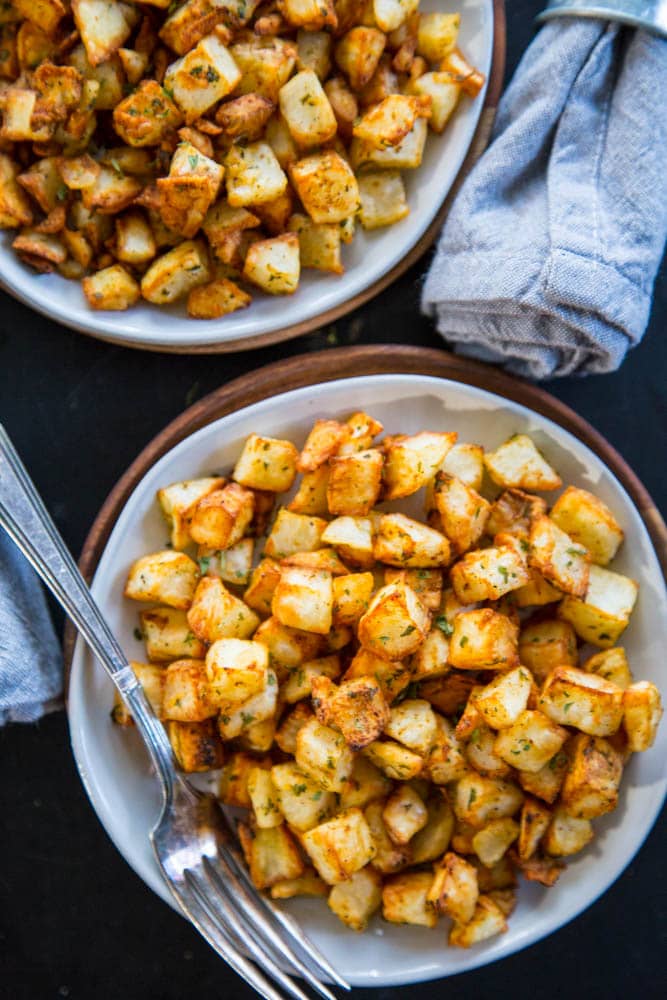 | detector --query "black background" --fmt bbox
[1,3,666,998]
